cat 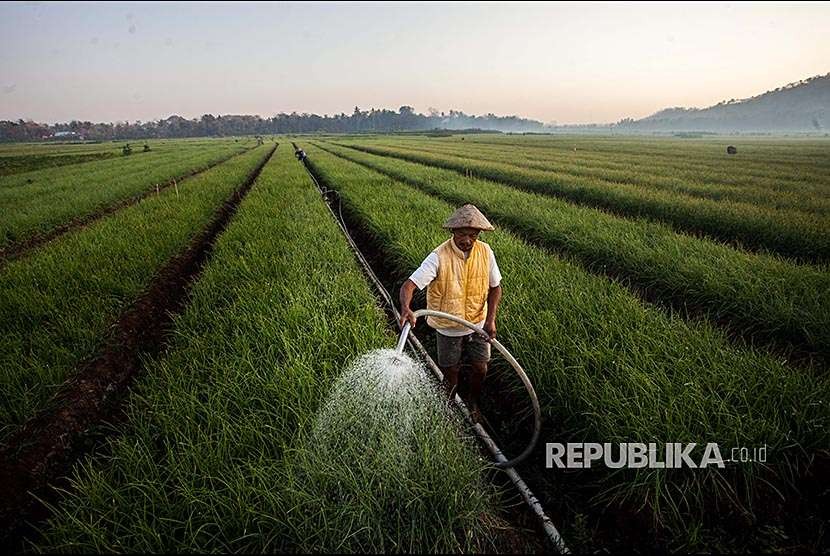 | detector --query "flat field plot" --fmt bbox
[0,138,253,252]
[303,141,830,552]
[38,146,506,553]
[314,140,830,362]
[336,135,830,263]
[0,146,272,436]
